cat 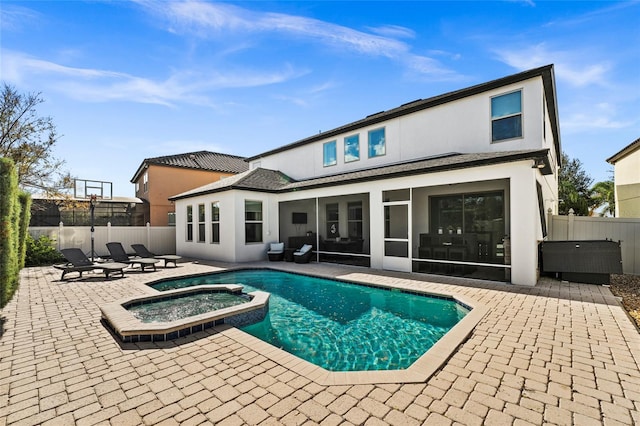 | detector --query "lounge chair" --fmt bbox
[131,244,182,267]
[106,242,159,272]
[293,244,314,264]
[267,242,285,261]
[54,248,128,280]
